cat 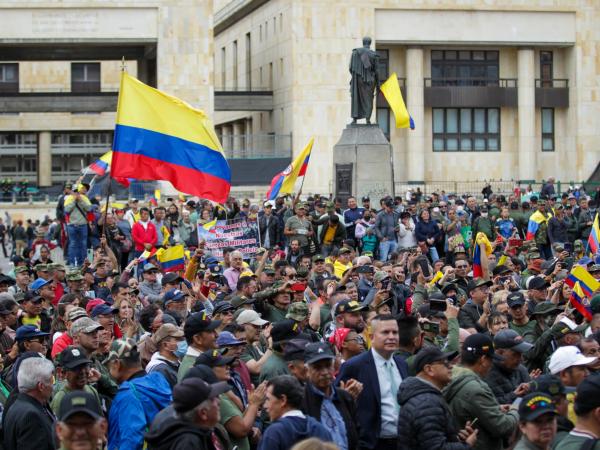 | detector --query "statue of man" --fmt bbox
[349,36,380,124]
